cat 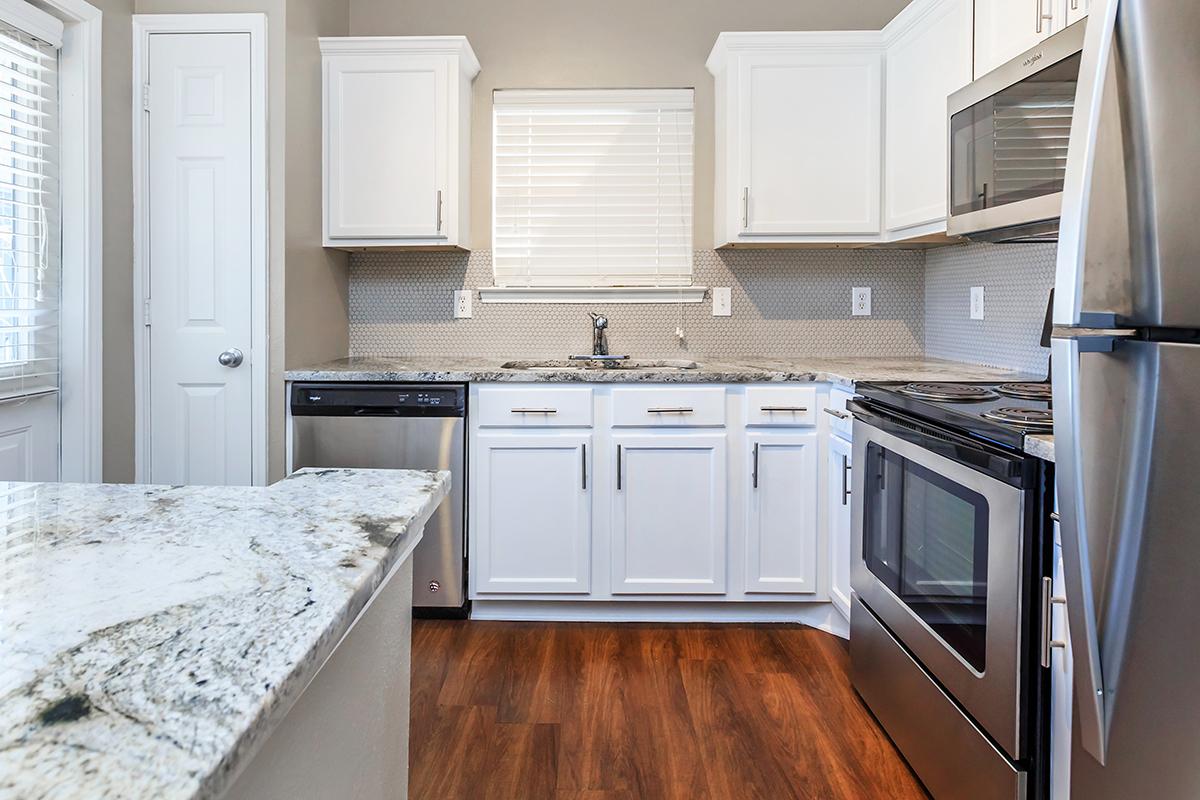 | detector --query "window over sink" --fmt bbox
[487,88,701,303]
